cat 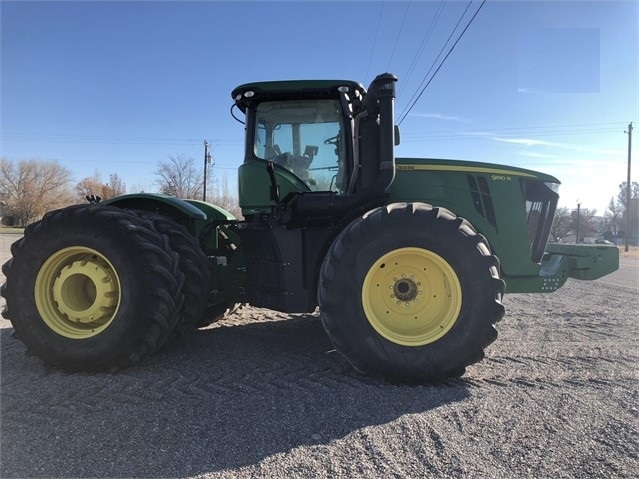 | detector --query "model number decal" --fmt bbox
[393,164,537,178]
